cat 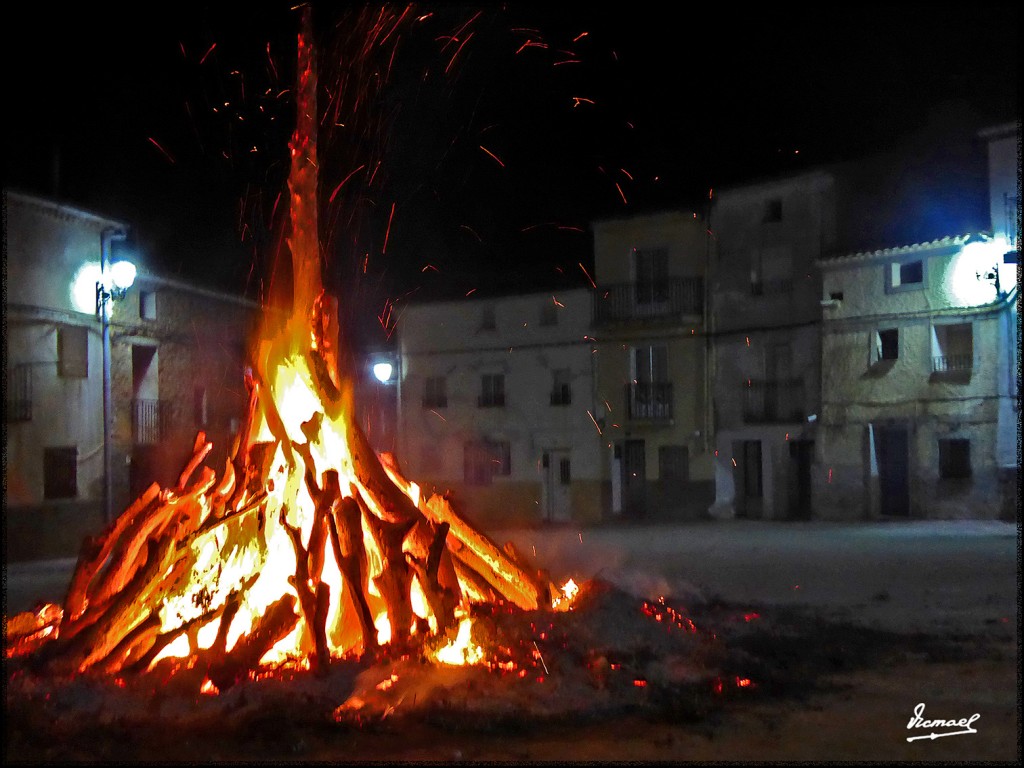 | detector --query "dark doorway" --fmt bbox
[621,439,646,517]
[877,425,910,516]
[788,440,814,520]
